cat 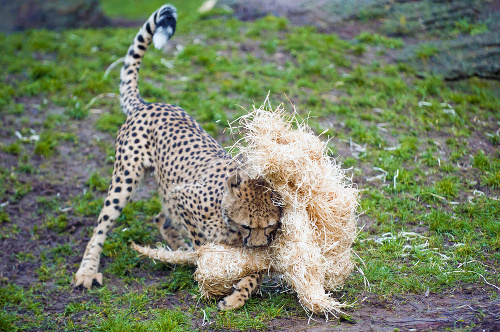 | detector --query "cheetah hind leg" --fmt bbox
[153,212,191,251]
[217,273,261,310]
